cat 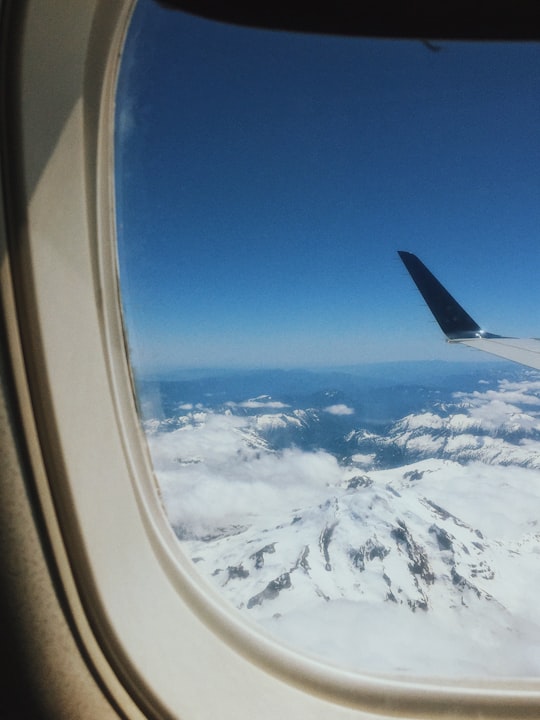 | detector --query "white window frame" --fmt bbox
[2,0,540,717]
